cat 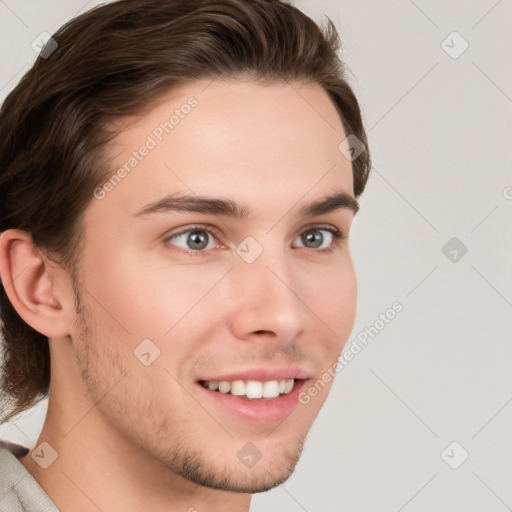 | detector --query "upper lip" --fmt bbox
[198,366,309,382]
